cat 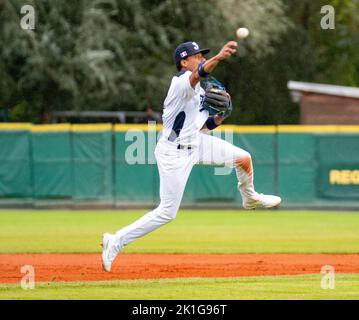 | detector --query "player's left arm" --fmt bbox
[201,114,227,131]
